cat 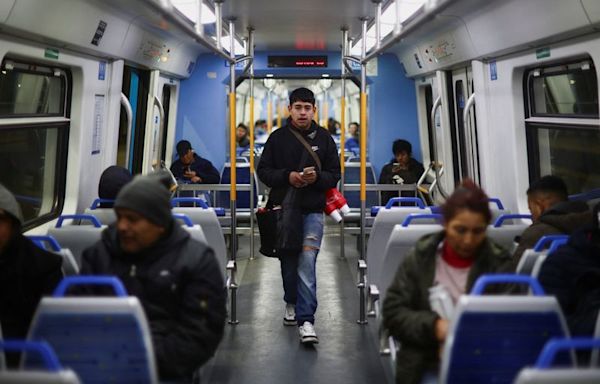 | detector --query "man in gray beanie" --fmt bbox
[81,173,226,382]
[0,183,63,367]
